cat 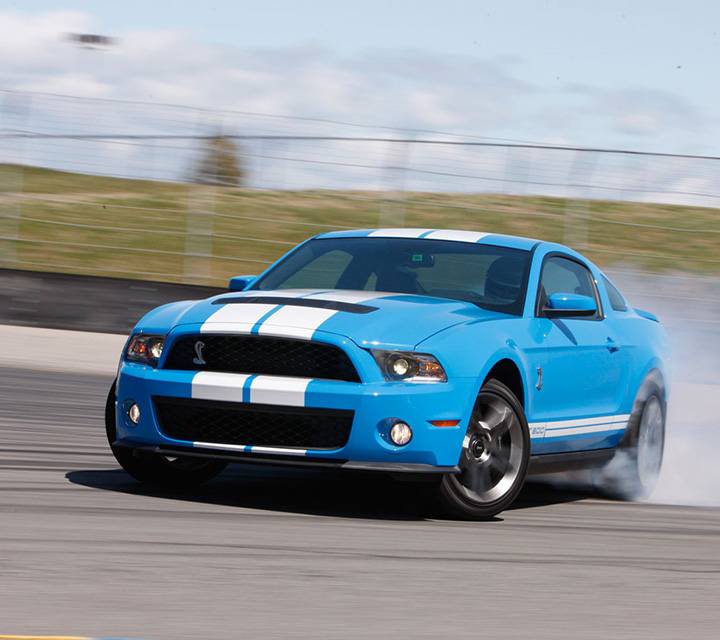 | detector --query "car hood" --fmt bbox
[163,289,501,350]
